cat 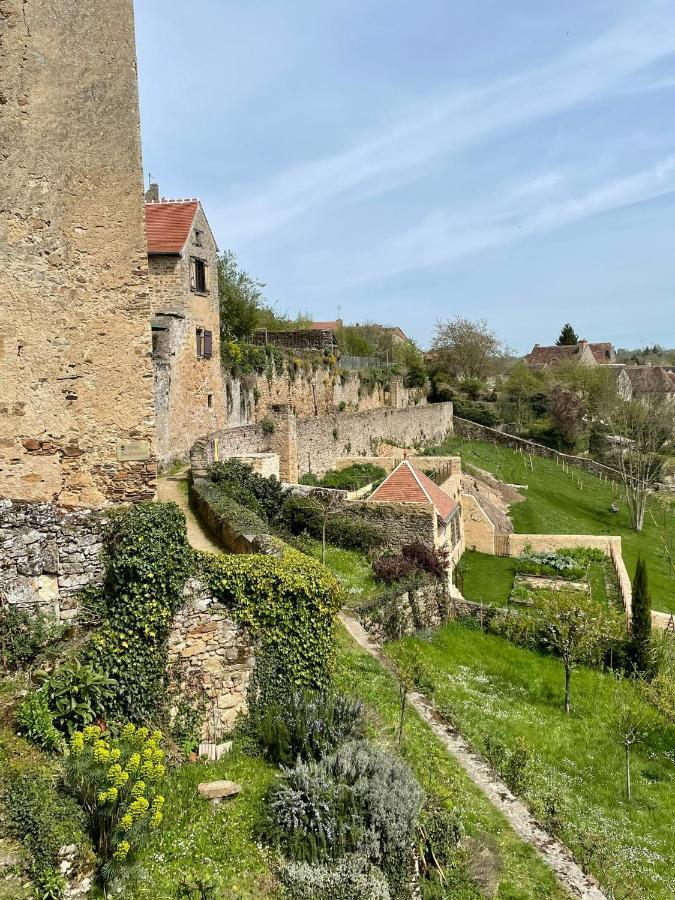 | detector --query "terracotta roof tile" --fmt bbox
[367,460,457,524]
[145,200,199,254]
